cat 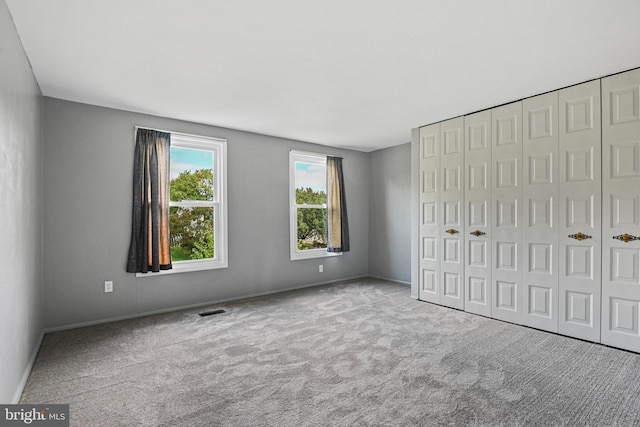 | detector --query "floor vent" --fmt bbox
[198,309,226,317]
